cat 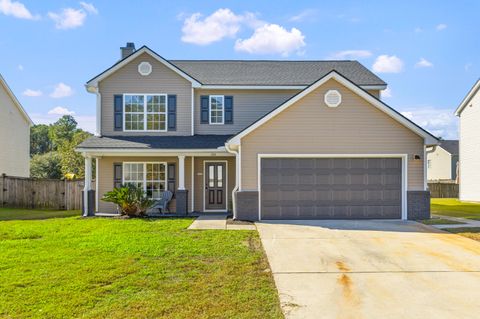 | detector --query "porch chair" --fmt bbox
[150,190,173,214]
